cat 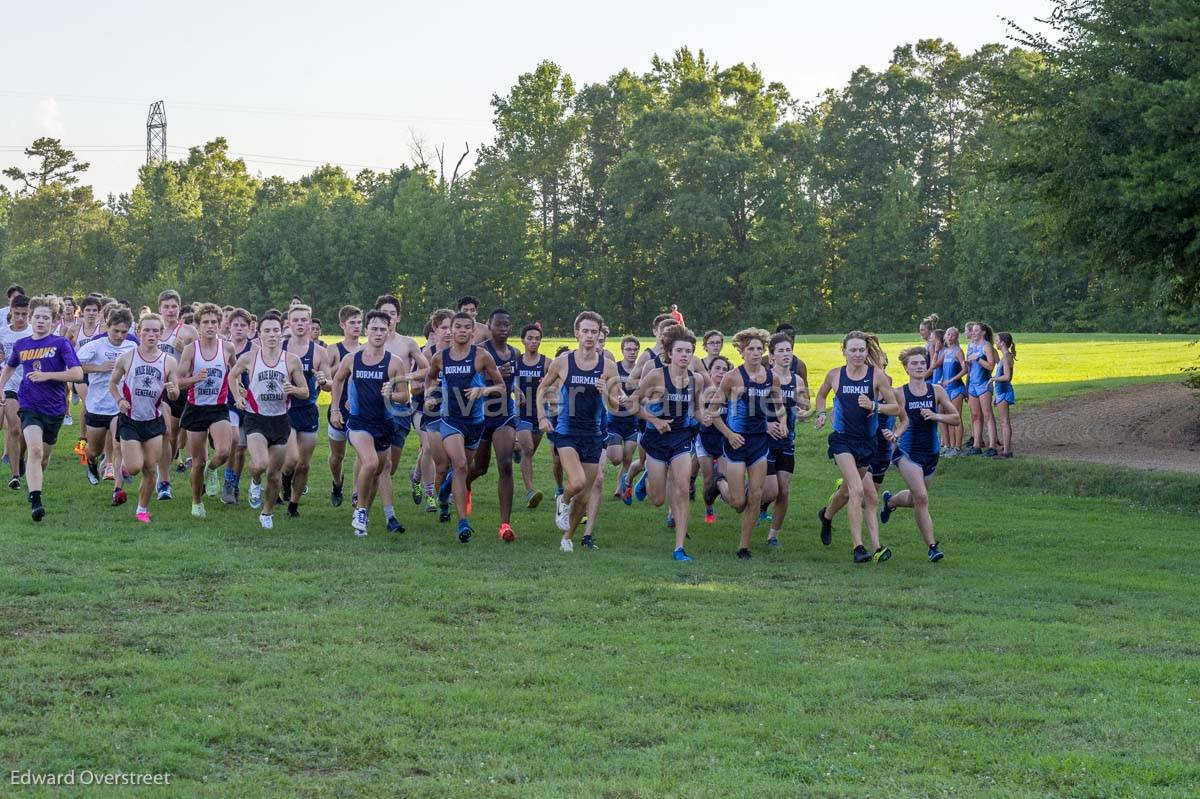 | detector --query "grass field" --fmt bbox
[1,333,1197,797]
